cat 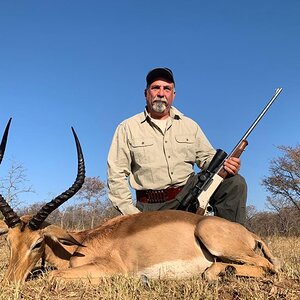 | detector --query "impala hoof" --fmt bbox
[140,274,150,288]
[202,269,218,282]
